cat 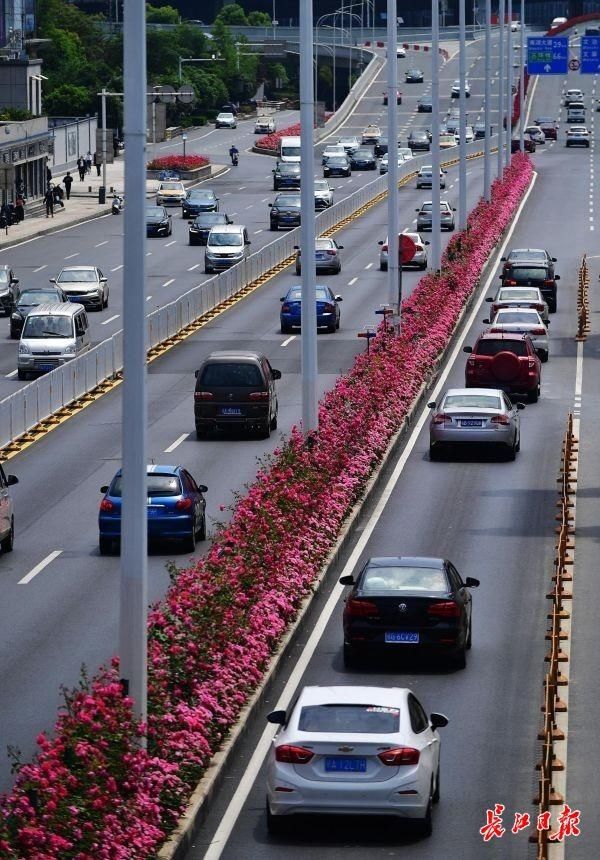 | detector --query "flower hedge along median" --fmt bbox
[256,121,301,151]
[146,154,210,171]
[0,153,533,857]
